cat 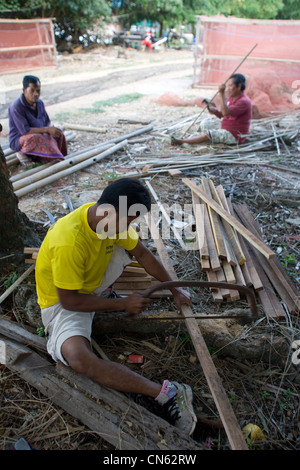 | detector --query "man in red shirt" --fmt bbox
[172,73,252,146]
